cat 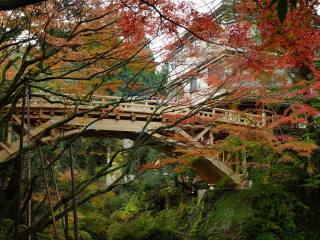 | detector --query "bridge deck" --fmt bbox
[0,93,266,187]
